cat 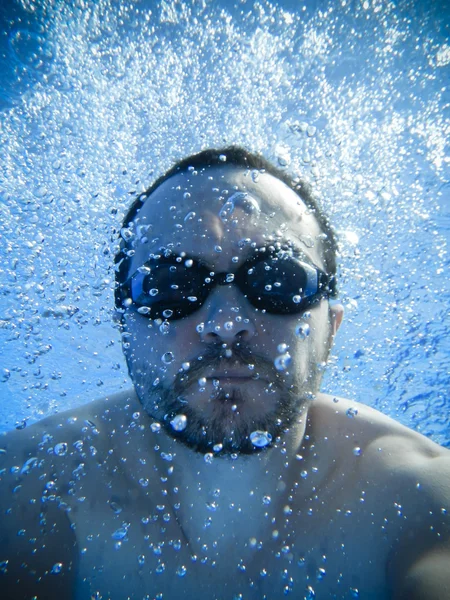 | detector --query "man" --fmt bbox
[1,147,449,600]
